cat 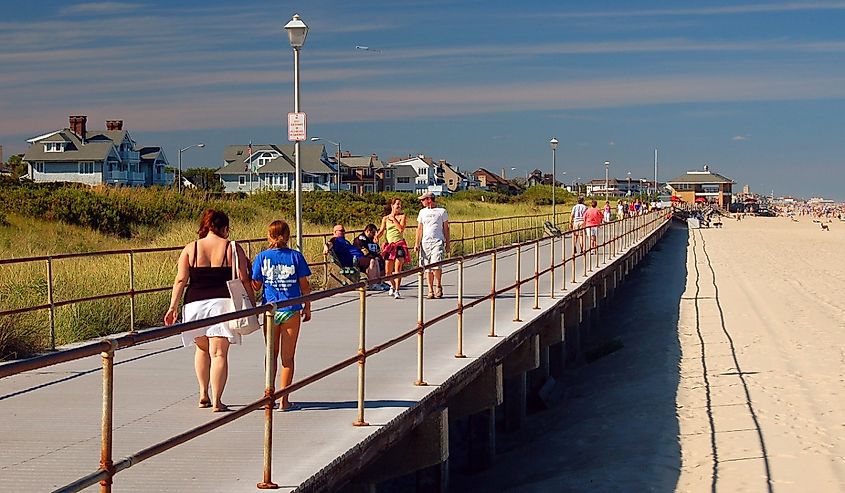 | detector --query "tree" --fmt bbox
[7,154,26,178]
[183,167,224,192]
